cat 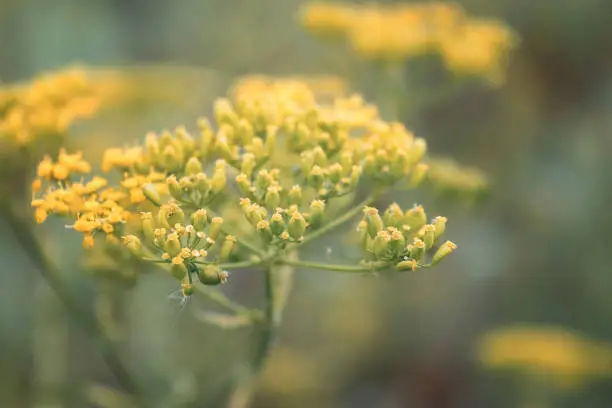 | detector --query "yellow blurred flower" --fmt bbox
[477,325,612,388]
